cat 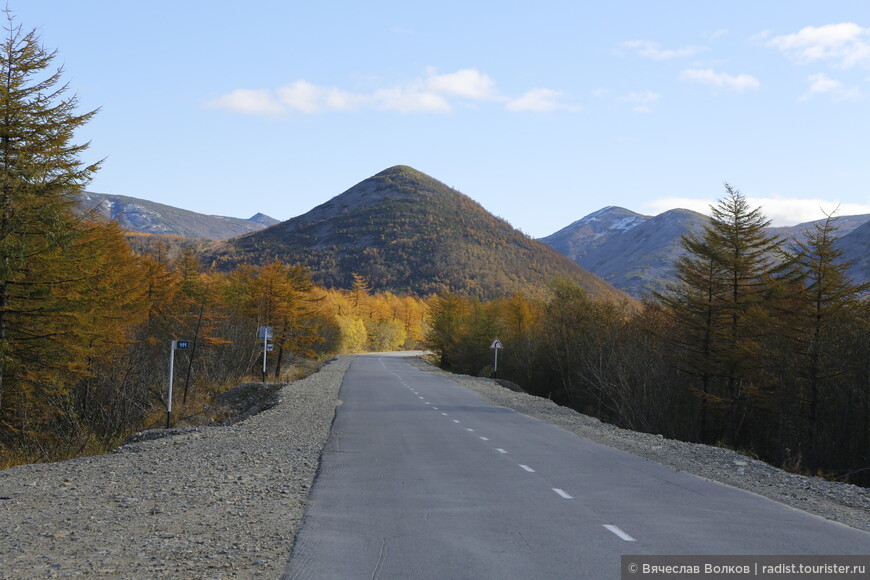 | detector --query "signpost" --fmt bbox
[167,339,189,428]
[258,326,273,382]
[489,337,503,377]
